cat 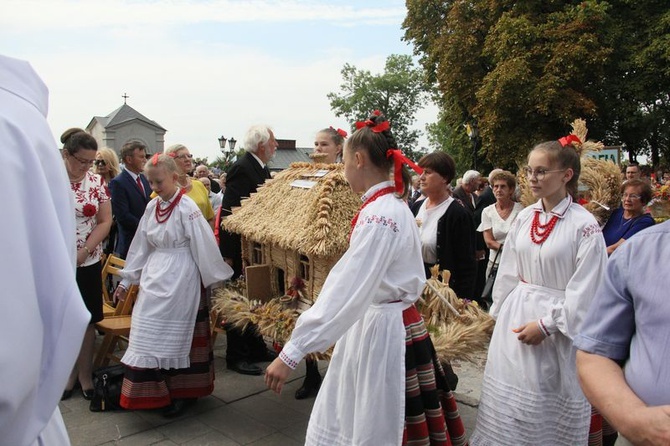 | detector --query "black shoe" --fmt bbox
[251,349,278,363]
[61,381,80,401]
[162,399,194,418]
[294,379,321,400]
[61,389,74,401]
[82,388,95,400]
[227,360,263,376]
